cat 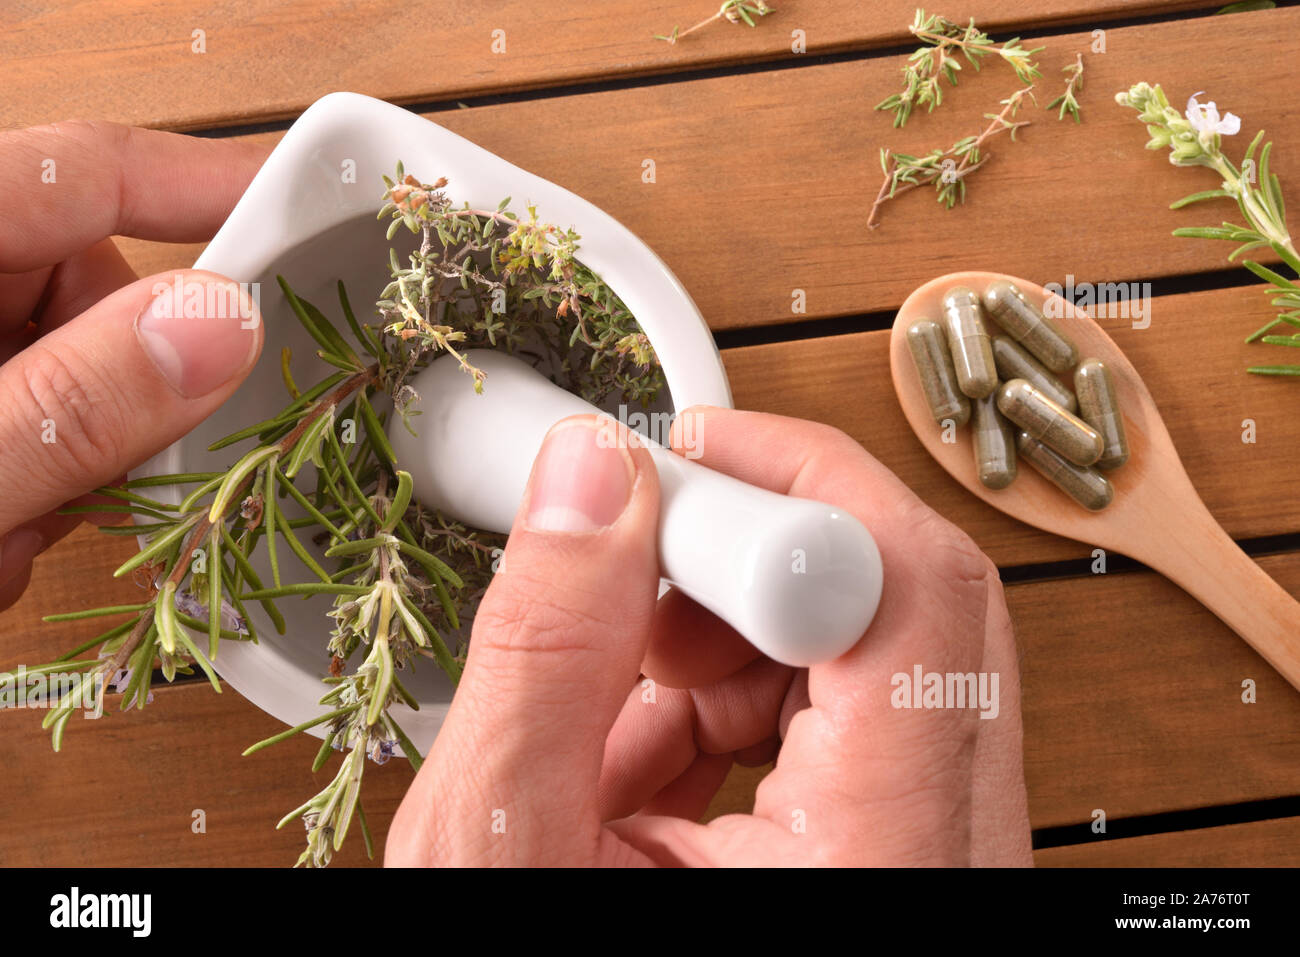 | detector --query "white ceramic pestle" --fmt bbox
[387,349,884,667]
